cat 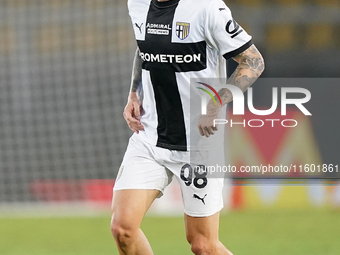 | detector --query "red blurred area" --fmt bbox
[29,179,115,202]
